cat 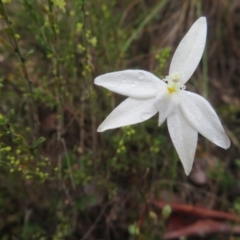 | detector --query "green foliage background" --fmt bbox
[0,0,239,239]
